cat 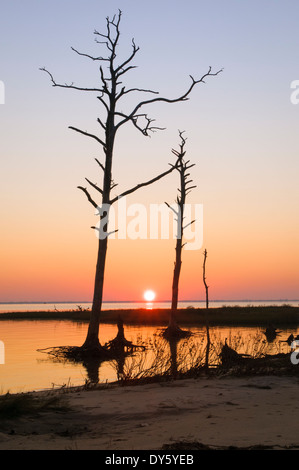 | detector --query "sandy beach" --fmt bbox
[1,374,299,451]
